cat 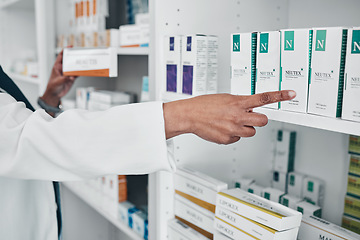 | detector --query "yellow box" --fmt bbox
[347,175,360,197]
[350,155,360,177]
[344,195,360,219]
[342,215,360,235]
[349,135,360,155]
